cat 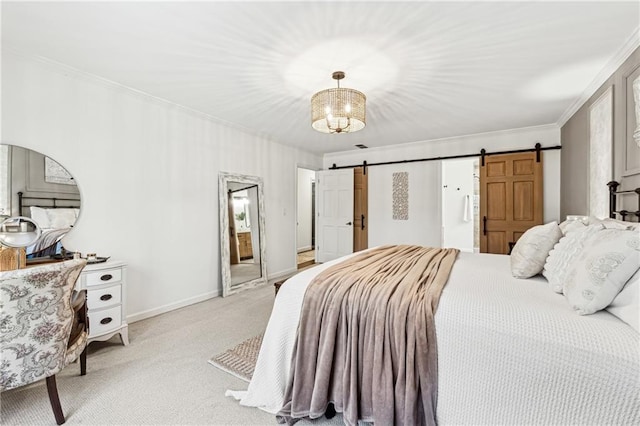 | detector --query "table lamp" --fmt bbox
[0,216,42,271]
